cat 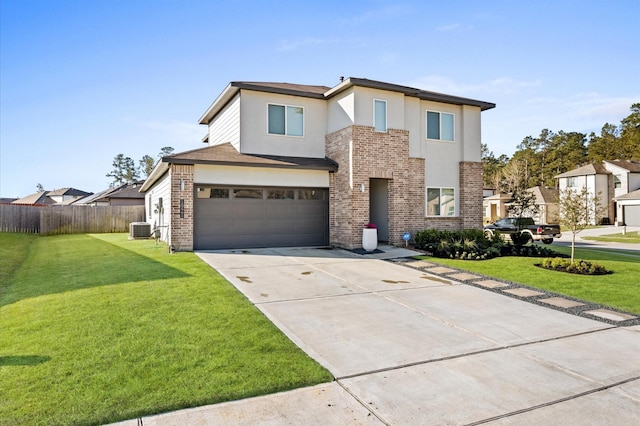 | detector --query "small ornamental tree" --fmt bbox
[558,187,605,263]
